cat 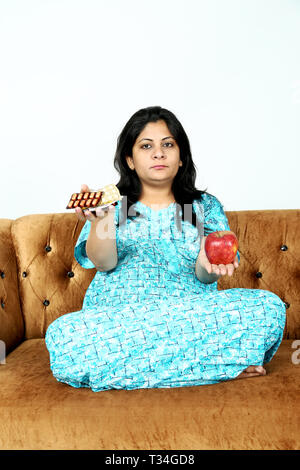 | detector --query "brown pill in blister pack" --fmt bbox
[66,185,122,211]
[66,191,103,210]
[91,198,100,207]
